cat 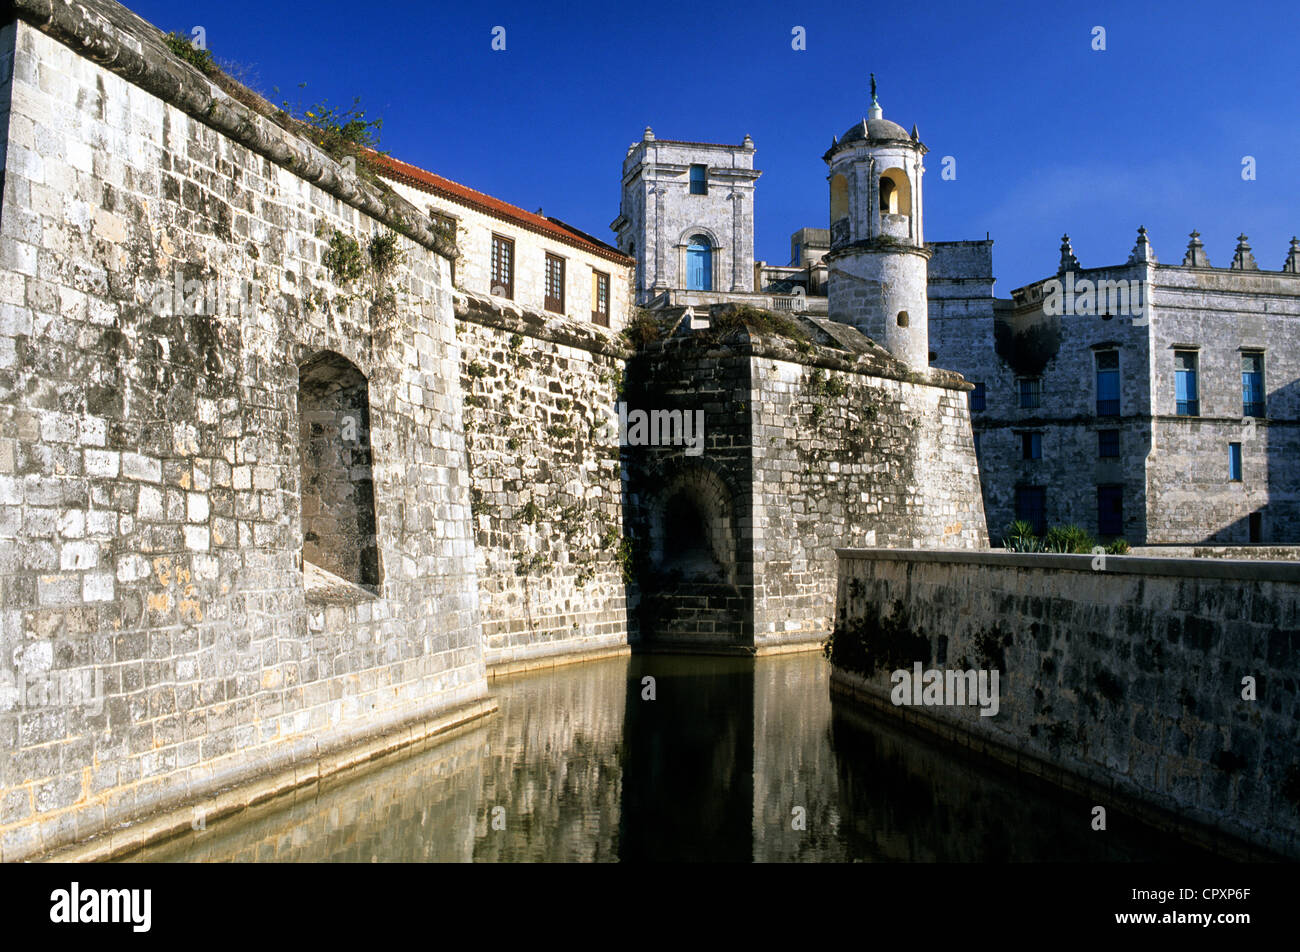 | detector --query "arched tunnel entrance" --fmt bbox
[638,464,750,648]
[661,492,723,581]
